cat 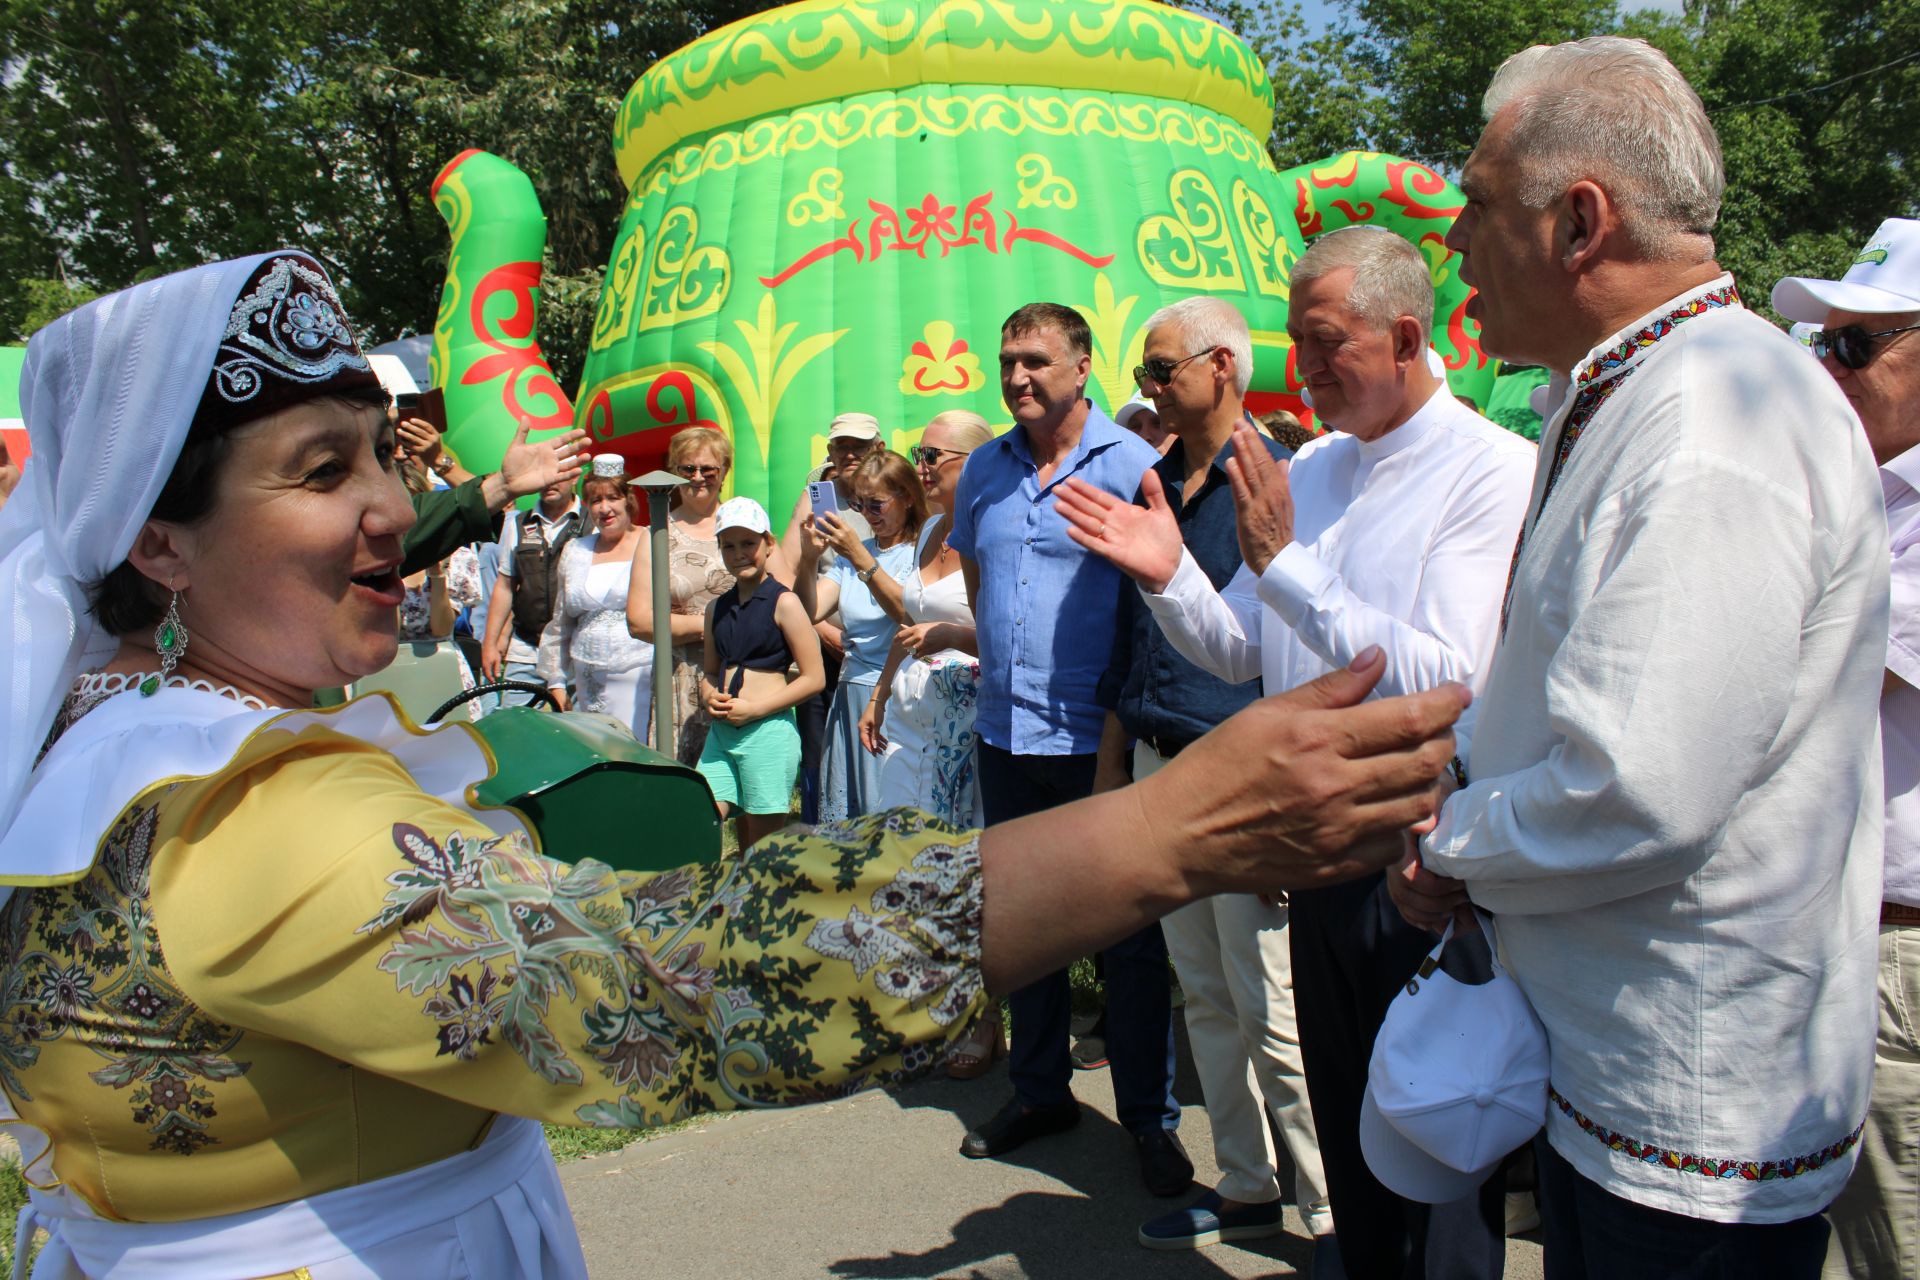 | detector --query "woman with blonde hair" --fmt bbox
[539,456,652,737]
[795,449,927,820]
[861,412,991,822]
[629,426,735,761]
